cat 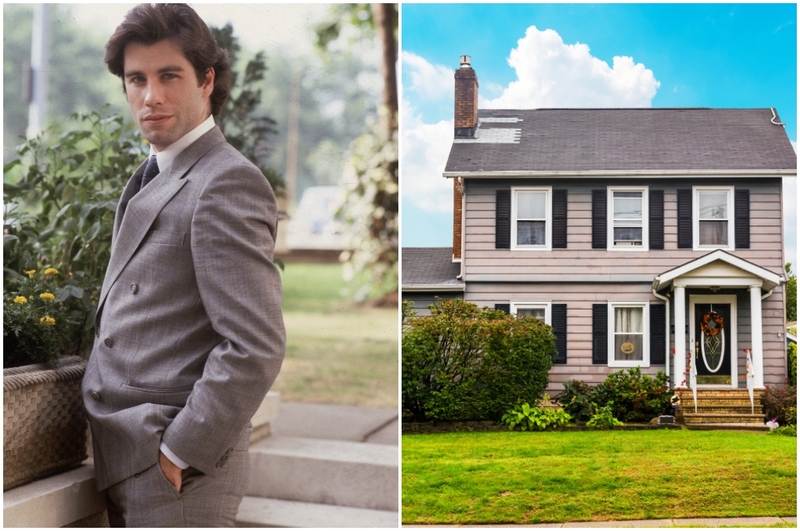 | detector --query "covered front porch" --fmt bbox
[653,250,784,392]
